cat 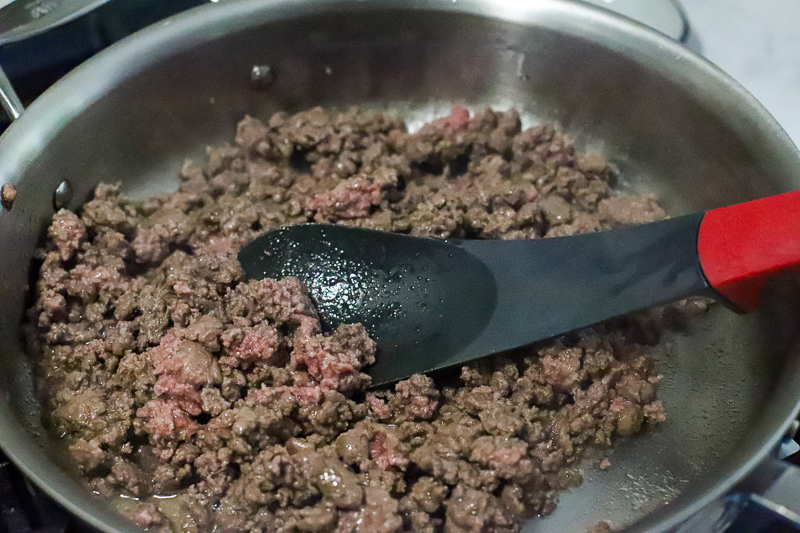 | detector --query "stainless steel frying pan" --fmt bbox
[1,1,800,532]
